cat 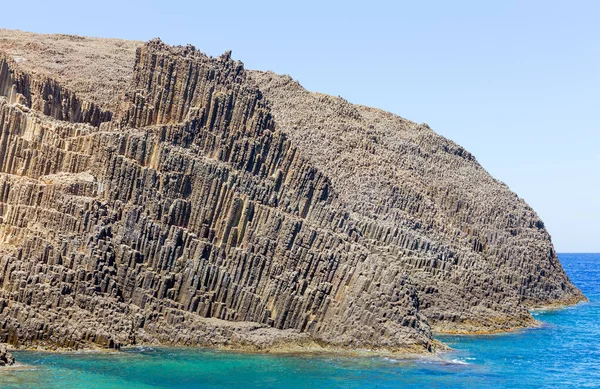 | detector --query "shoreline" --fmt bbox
[528,298,589,312]
[433,295,588,336]
[2,298,585,361]
[6,342,442,360]
[6,343,454,367]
